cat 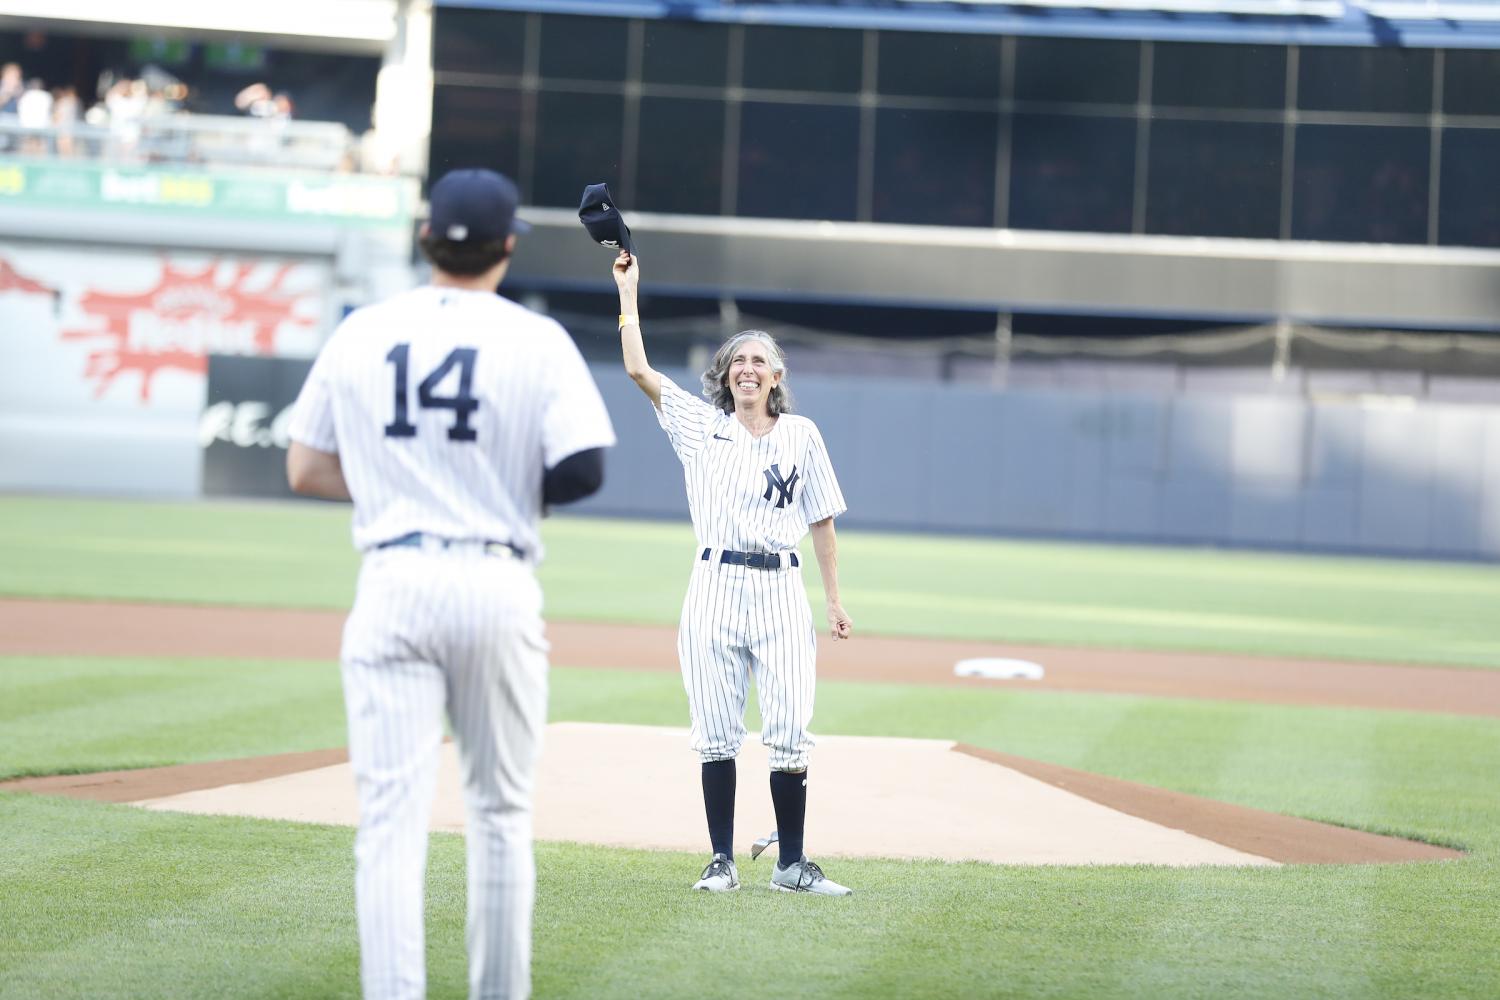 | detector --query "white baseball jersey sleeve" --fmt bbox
[288,286,616,560]
[655,374,846,552]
